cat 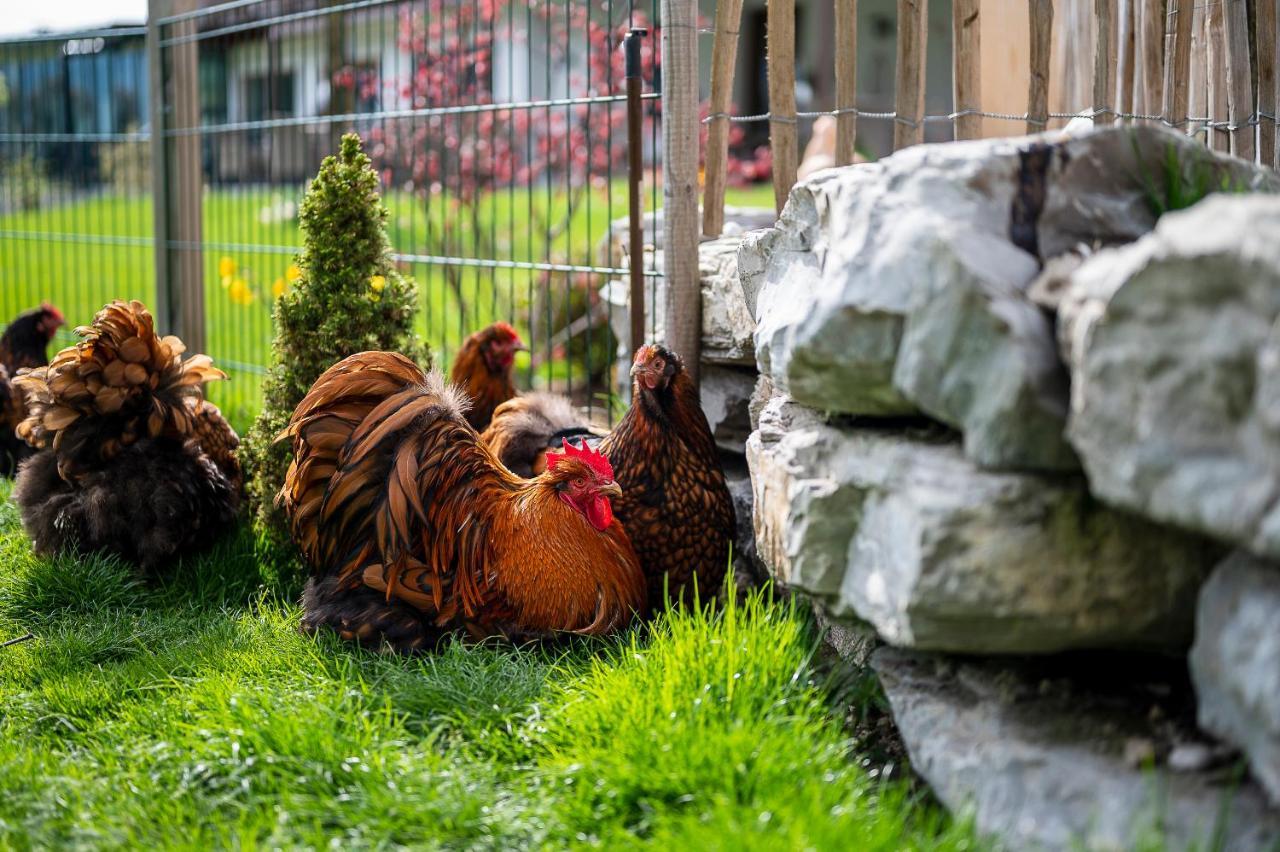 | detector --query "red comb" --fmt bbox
[492,321,520,342]
[547,438,614,480]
